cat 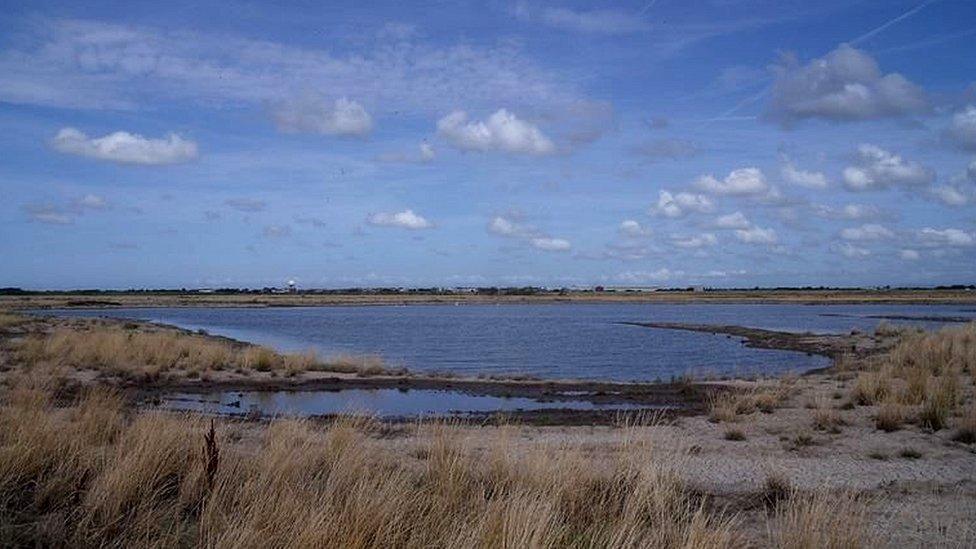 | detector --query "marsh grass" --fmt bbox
[767,490,870,548]
[0,386,744,548]
[13,325,394,379]
[0,312,25,329]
